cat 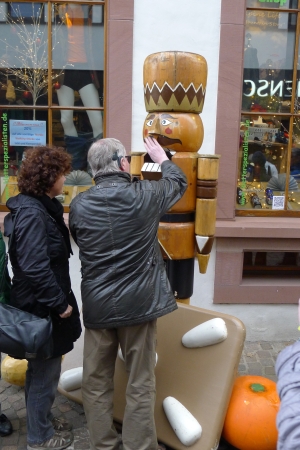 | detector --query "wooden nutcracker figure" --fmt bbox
[58,52,244,450]
[139,51,220,304]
